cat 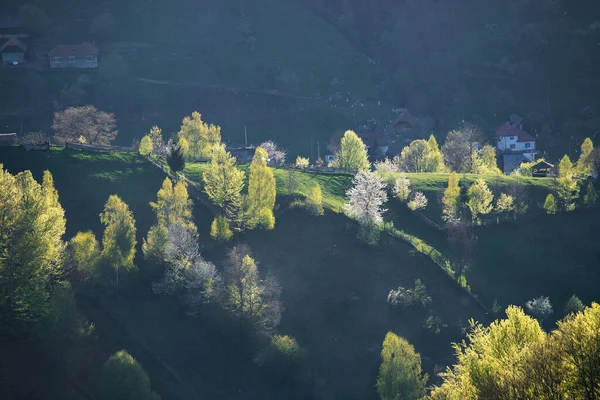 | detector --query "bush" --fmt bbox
[387,279,431,308]
[423,314,446,334]
[258,208,275,230]
[357,220,381,245]
[97,350,160,400]
[295,156,309,168]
